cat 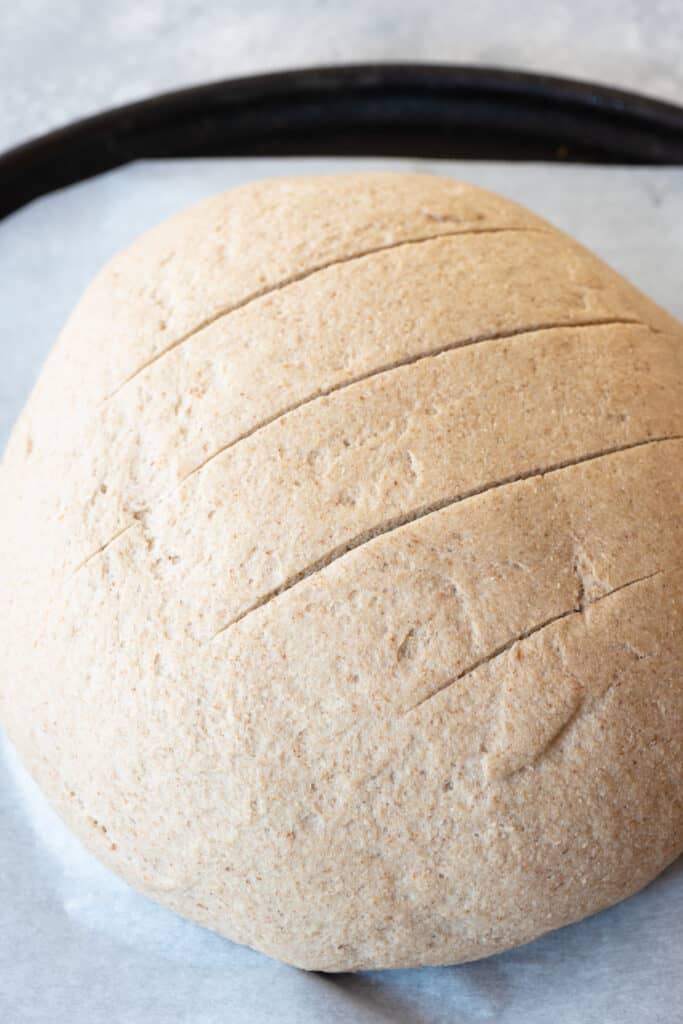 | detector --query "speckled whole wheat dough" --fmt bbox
[1,173,682,972]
